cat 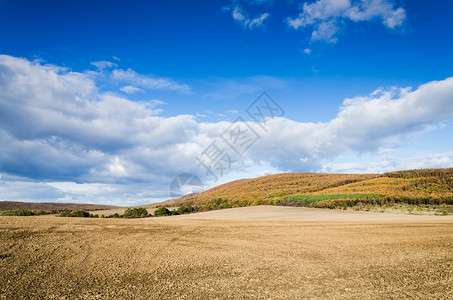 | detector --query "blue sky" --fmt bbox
[1,0,453,205]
